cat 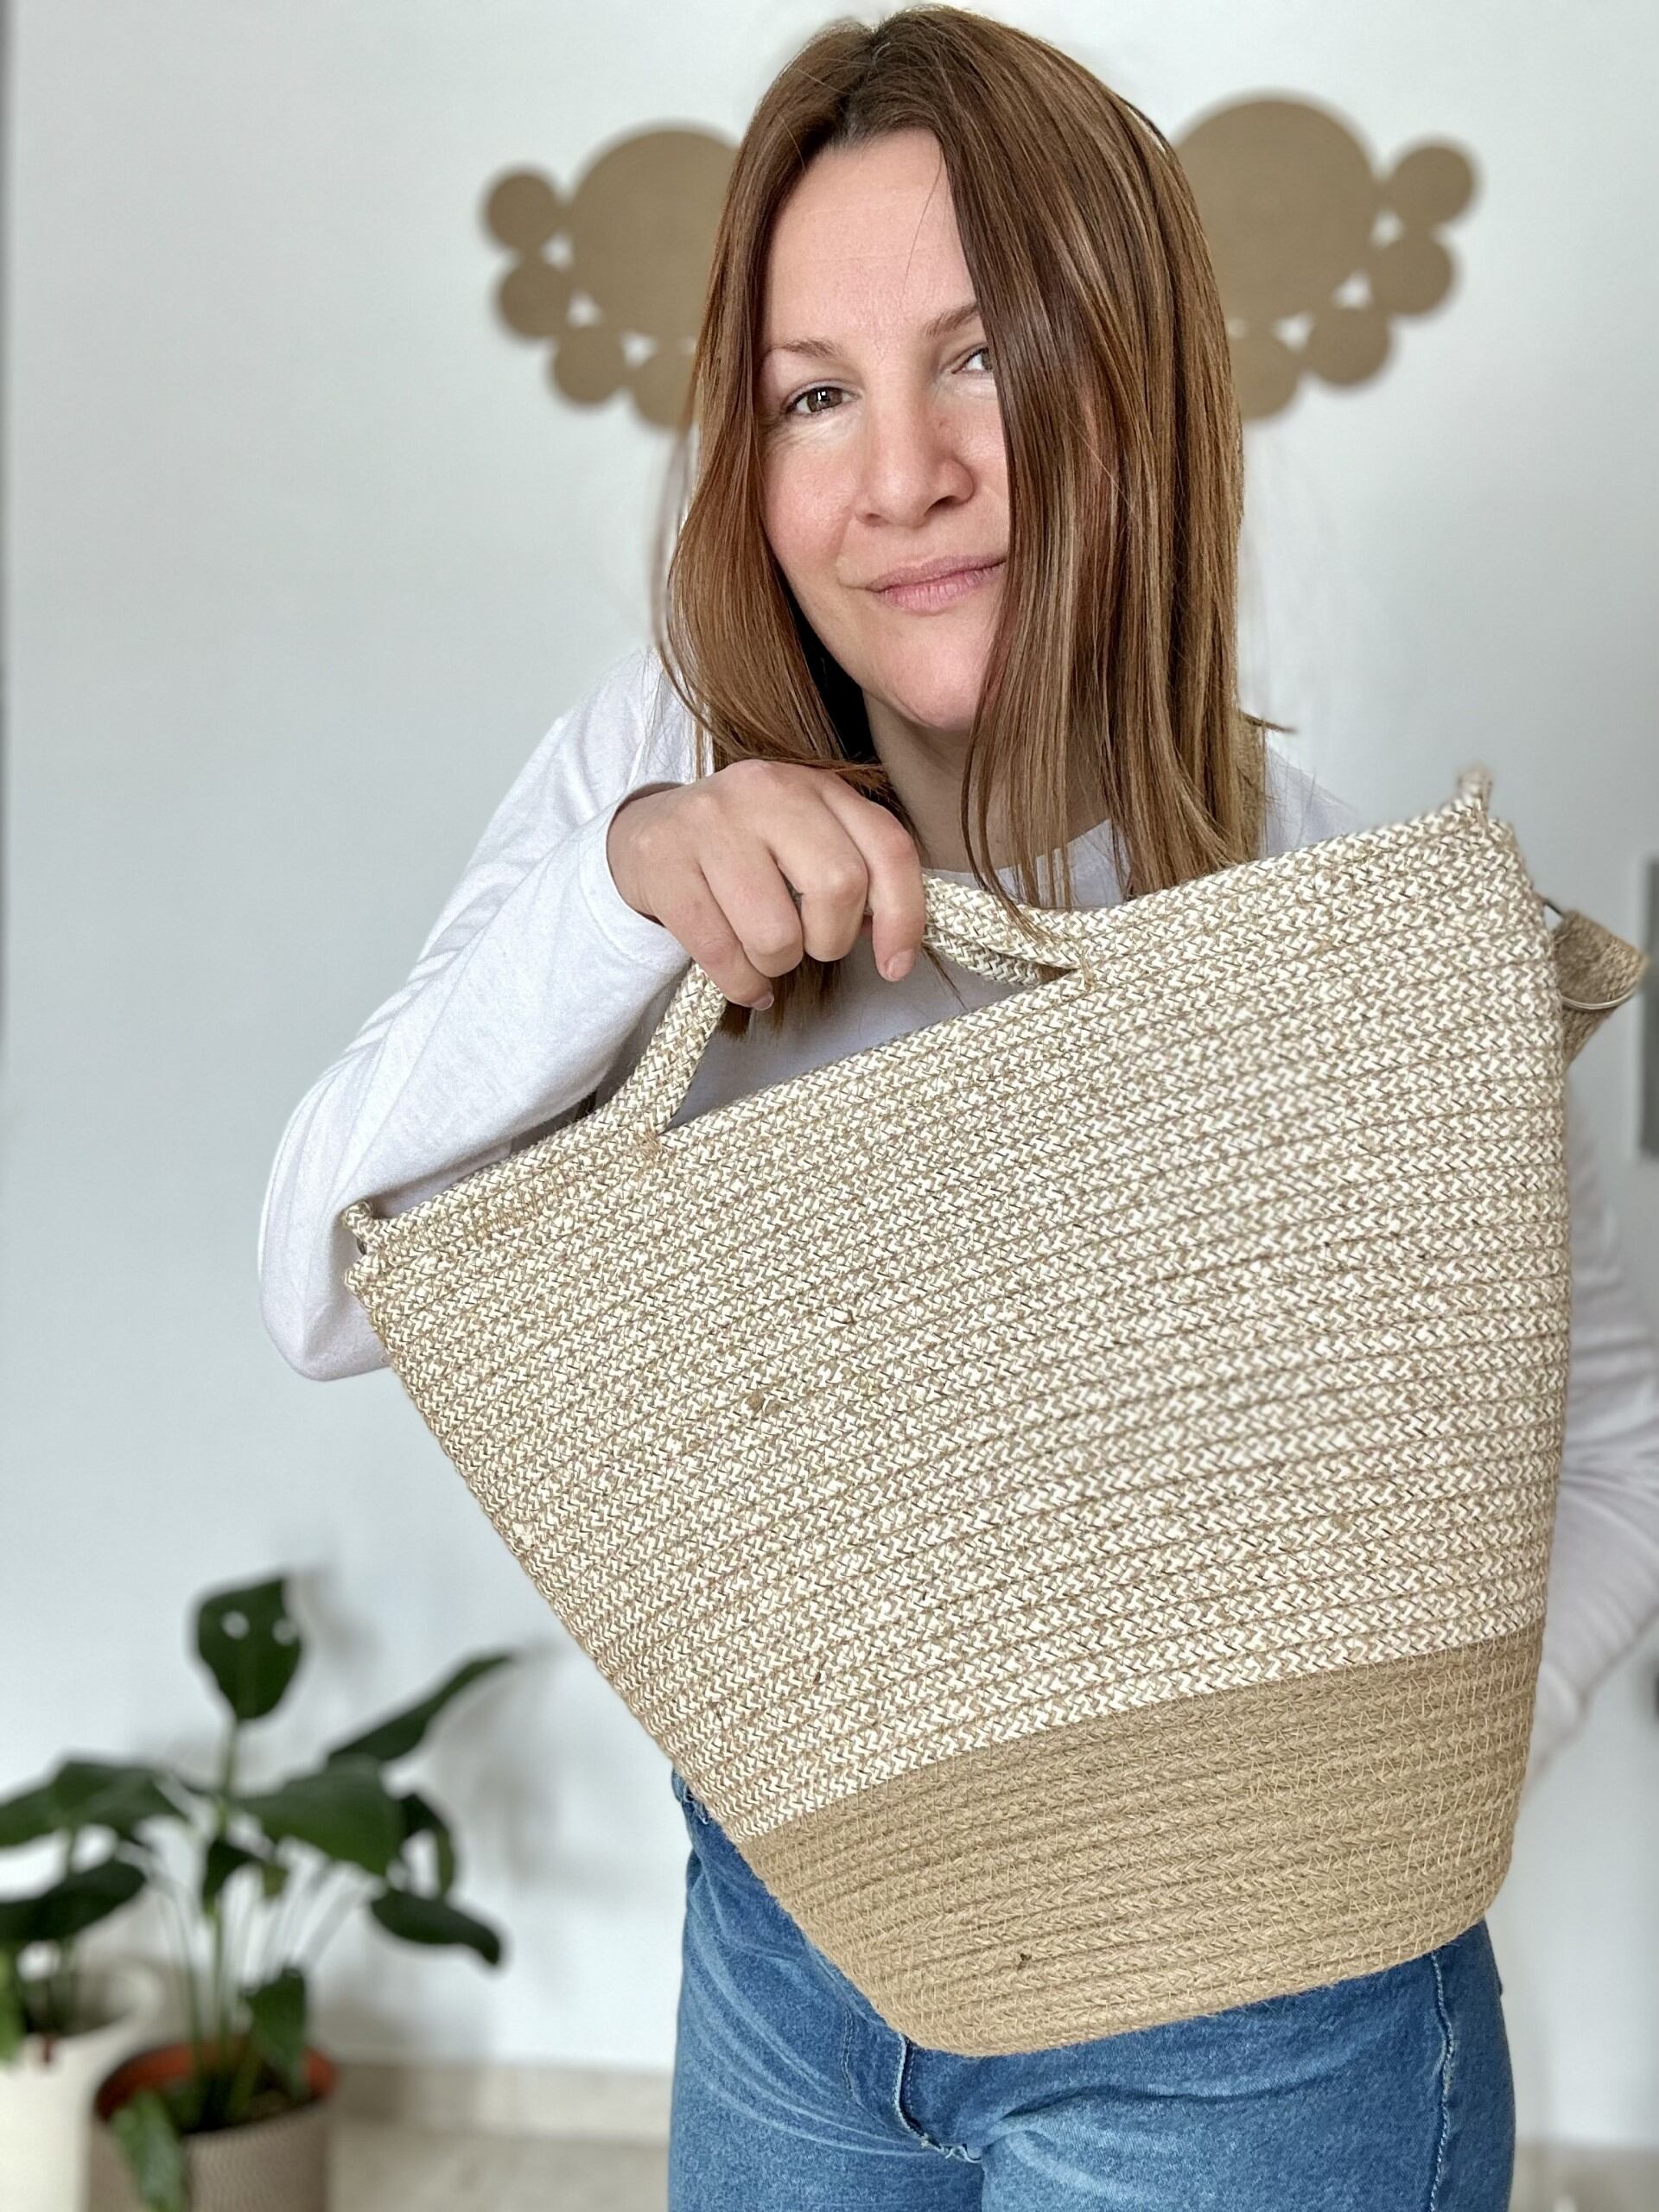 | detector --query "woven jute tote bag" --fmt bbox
[340,762,1646,2055]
